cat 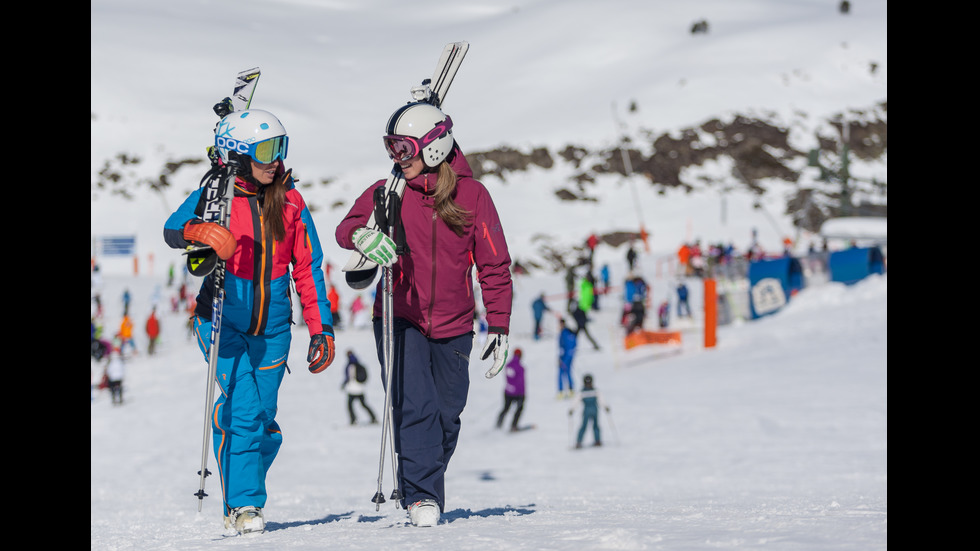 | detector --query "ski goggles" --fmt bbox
[383,116,453,162]
[216,134,289,164]
[249,135,289,164]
